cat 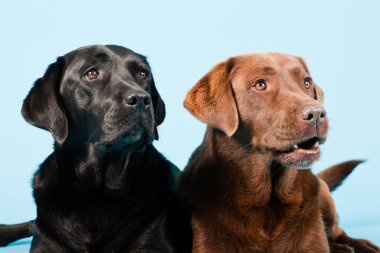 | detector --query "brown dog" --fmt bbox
[177,53,380,253]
